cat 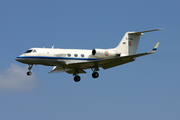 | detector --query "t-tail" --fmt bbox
[114,29,163,56]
